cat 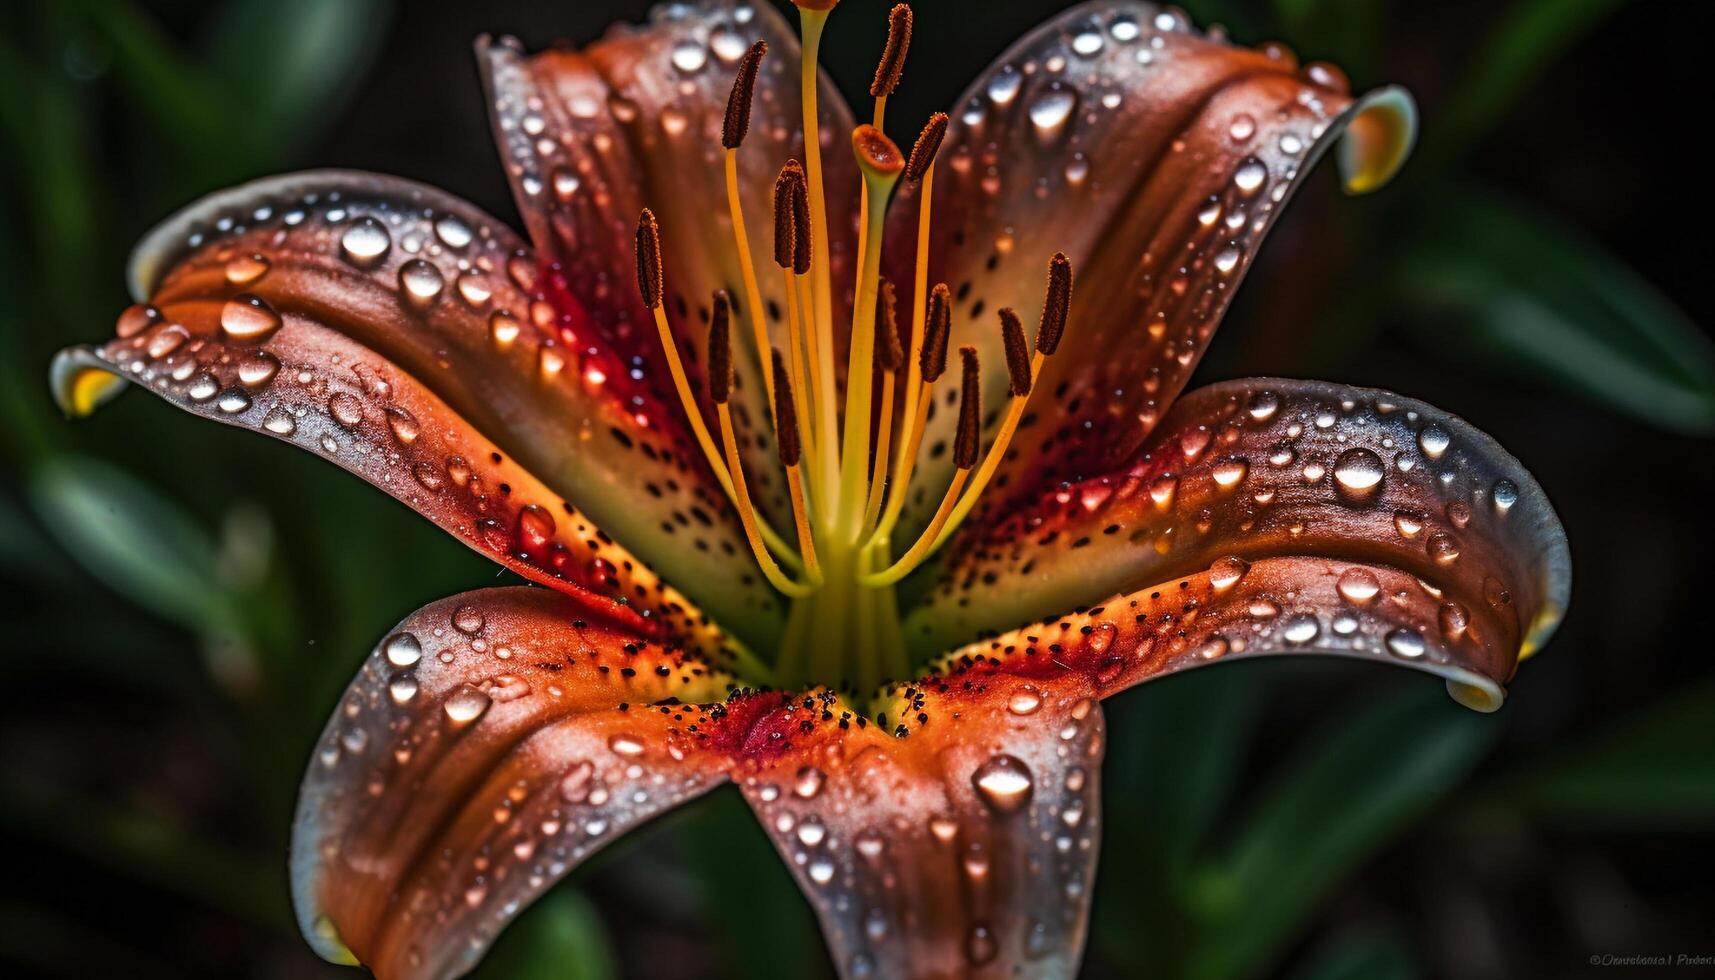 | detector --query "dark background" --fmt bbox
[1,1,1711,978]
